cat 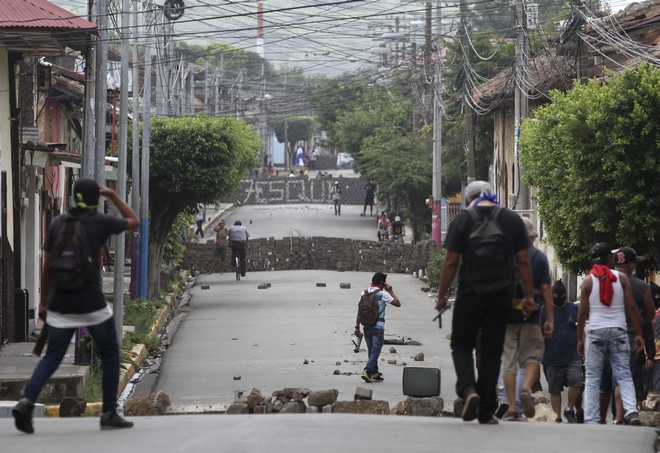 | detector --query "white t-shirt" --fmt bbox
[360,285,395,330]
[48,304,113,329]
